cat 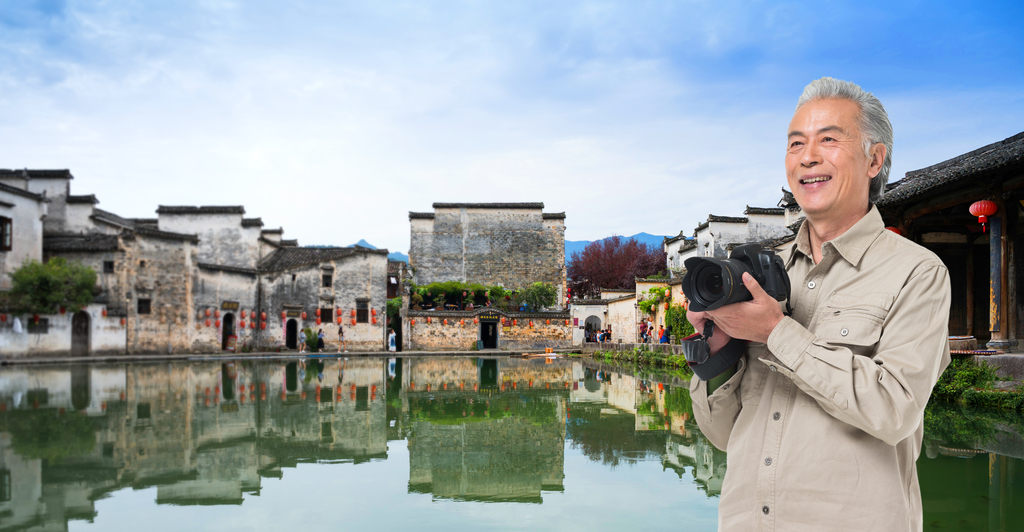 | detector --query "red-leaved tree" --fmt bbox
[567,236,667,300]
